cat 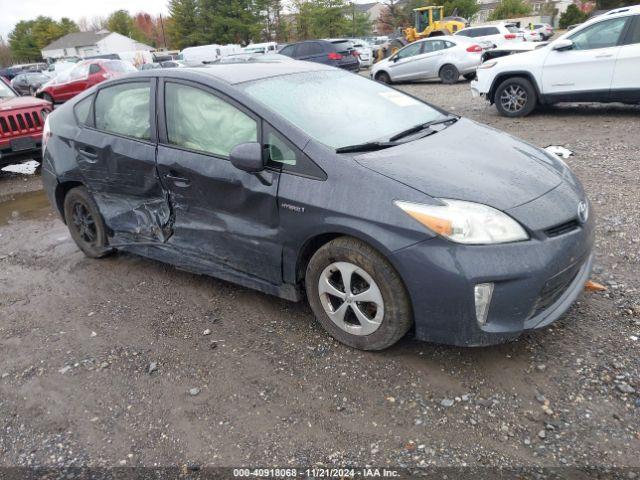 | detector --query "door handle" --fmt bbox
[79,148,98,161]
[595,53,614,58]
[164,172,191,186]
